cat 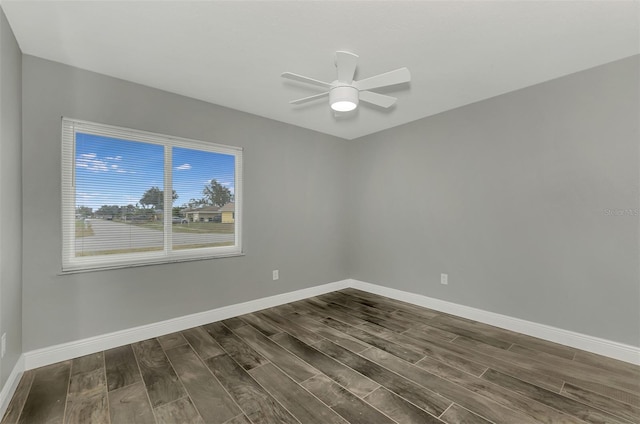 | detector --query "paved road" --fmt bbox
[76,219,234,253]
